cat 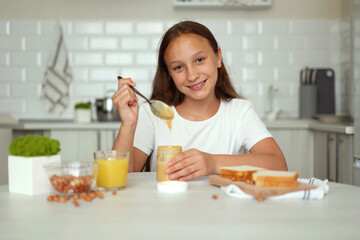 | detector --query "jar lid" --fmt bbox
[157,181,188,193]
